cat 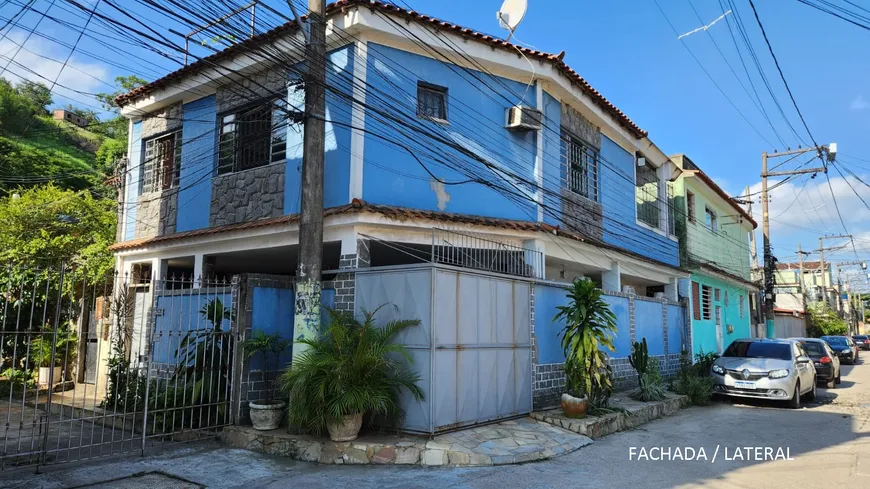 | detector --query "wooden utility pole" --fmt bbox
[294,0,327,362]
[760,145,833,339]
